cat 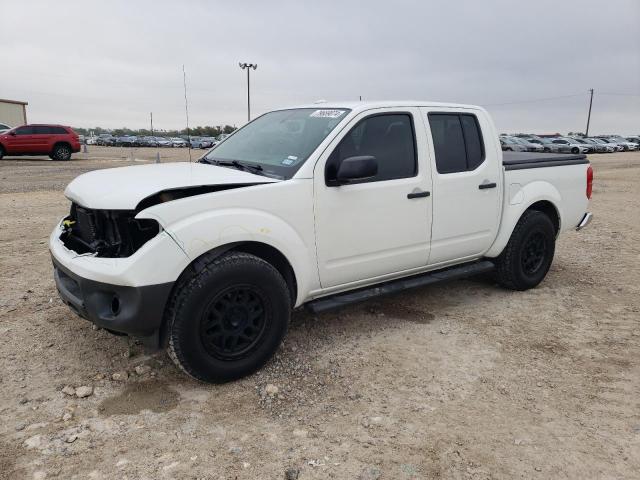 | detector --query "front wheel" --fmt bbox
[166,252,291,383]
[494,210,556,290]
[52,144,72,161]
[0,146,4,160]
